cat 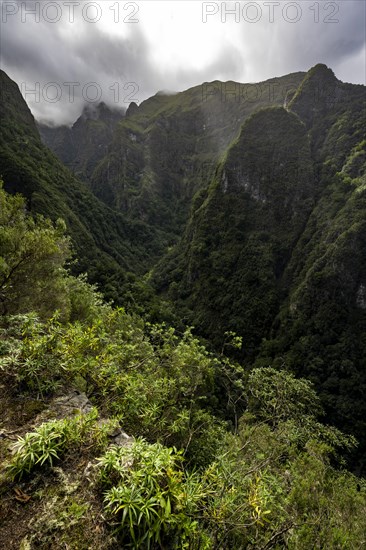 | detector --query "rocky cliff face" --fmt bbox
[154,106,316,352]
[288,64,344,127]
[40,73,306,239]
[38,102,125,182]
